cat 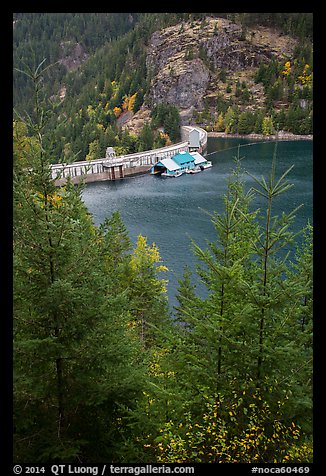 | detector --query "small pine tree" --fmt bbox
[262,115,275,135]
[127,235,170,347]
[138,122,154,151]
